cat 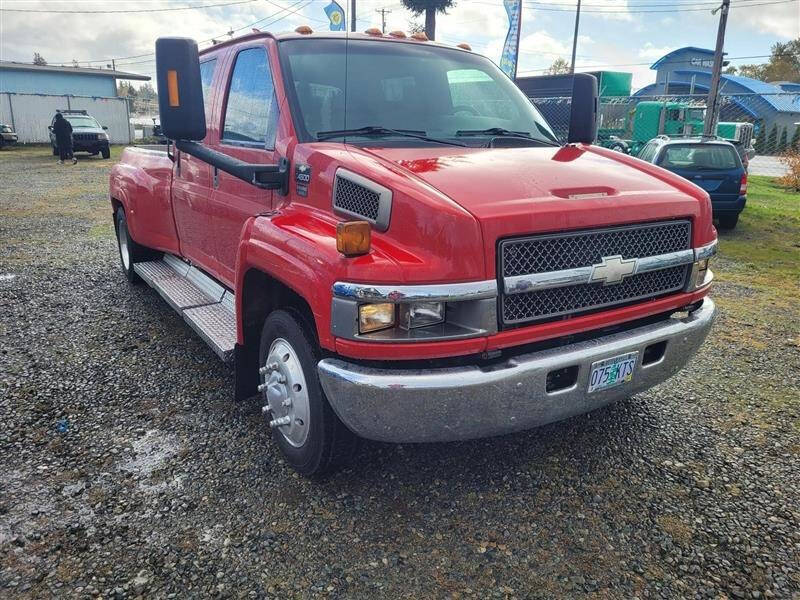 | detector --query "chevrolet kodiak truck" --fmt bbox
[109,29,717,476]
